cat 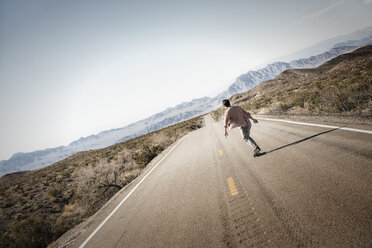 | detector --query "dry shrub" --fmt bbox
[5,215,54,248]
[149,133,171,147]
[132,143,164,168]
